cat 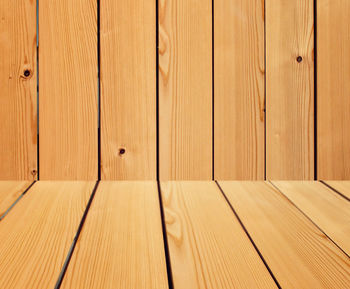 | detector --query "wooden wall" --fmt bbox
[0,0,349,180]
